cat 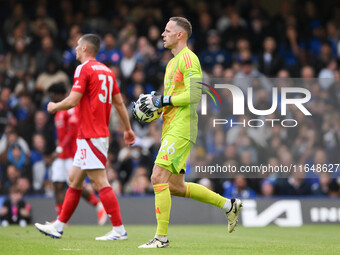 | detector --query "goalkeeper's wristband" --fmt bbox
[152,95,171,108]
[162,95,171,106]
